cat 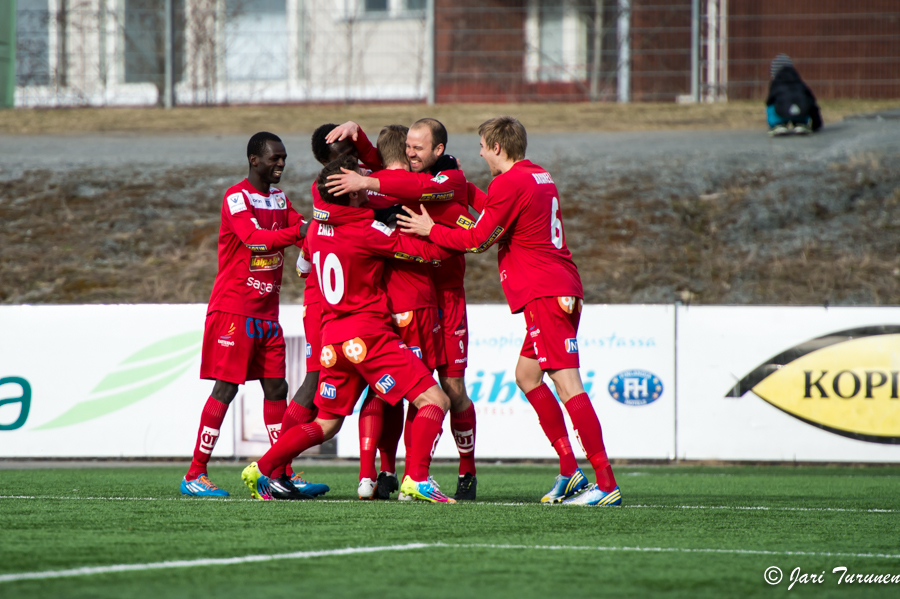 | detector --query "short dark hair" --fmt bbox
[377,125,409,167]
[247,131,282,159]
[411,118,447,150]
[316,154,359,206]
[311,123,338,165]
